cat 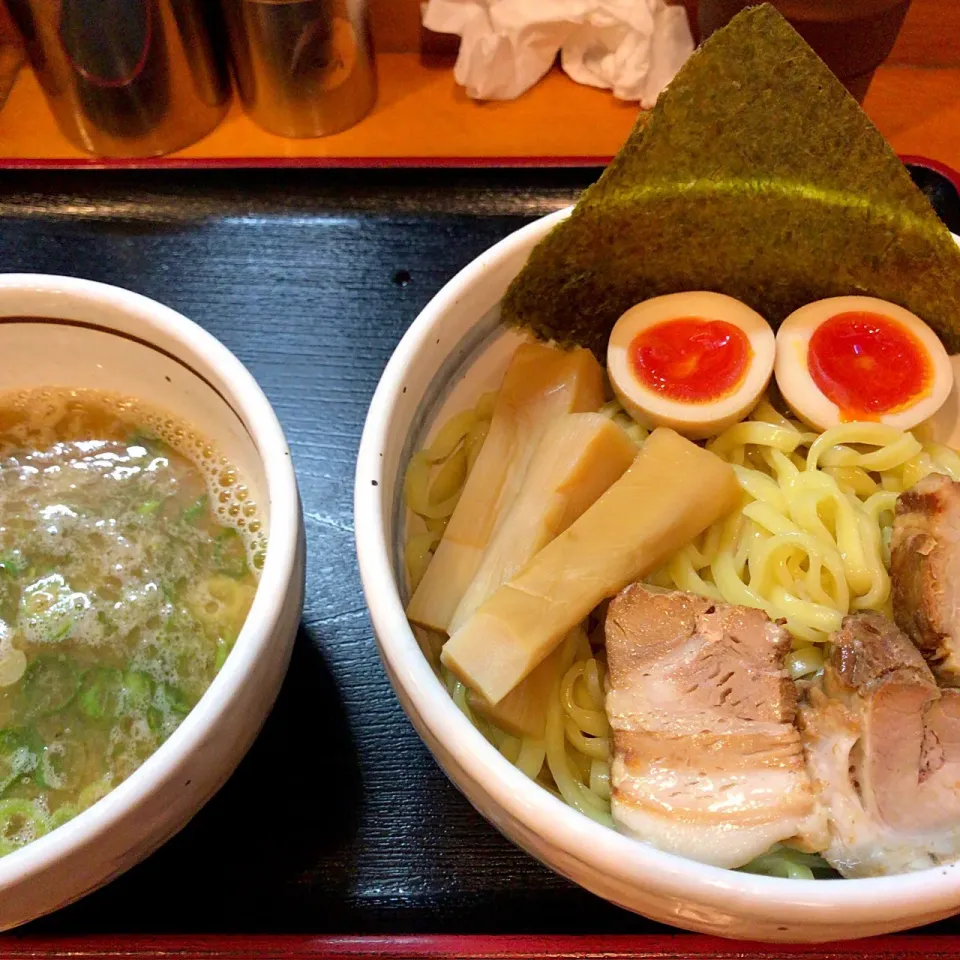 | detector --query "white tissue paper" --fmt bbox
[422,0,695,106]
